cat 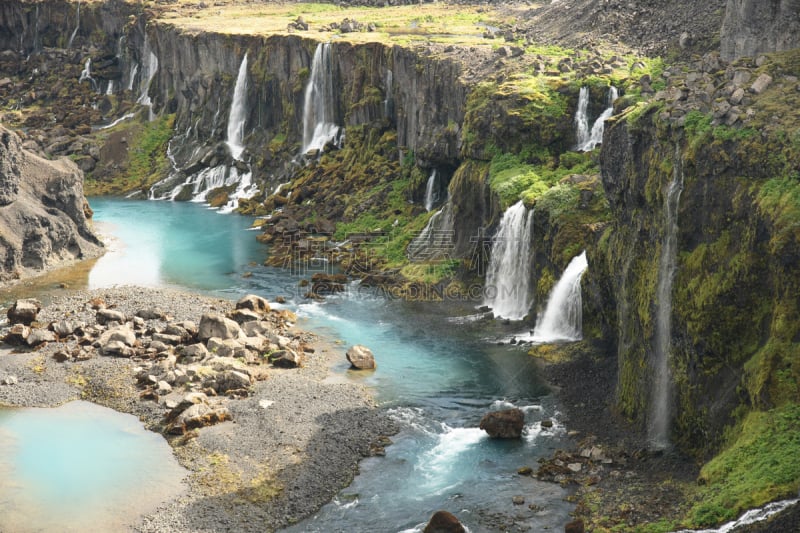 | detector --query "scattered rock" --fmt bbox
[423,510,466,533]
[229,308,261,324]
[750,73,773,94]
[479,408,524,439]
[270,349,303,368]
[3,324,31,345]
[198,312,242,341]
[235,294,270,314]
[215,370,252,393]
[136,308,165,320]
[512,495,525,505]
[26,328,56,346]
[346,344,376,370]
[180,343,209,363]
[7,299,42,325]
[517,466,533,475]
[96,308,126,325]
[541,418,554,428]
[1,375,18,386]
